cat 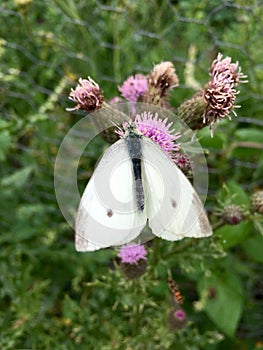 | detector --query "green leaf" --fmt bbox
[0,119,10,129]
[216,222,253,249]
[0,130,12,160]
[198,271,244,337]
[1,166,33,189]
[197,127,226,150]
[235,128,263,143]
[241,234,263,263]
[218,180,250,207]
